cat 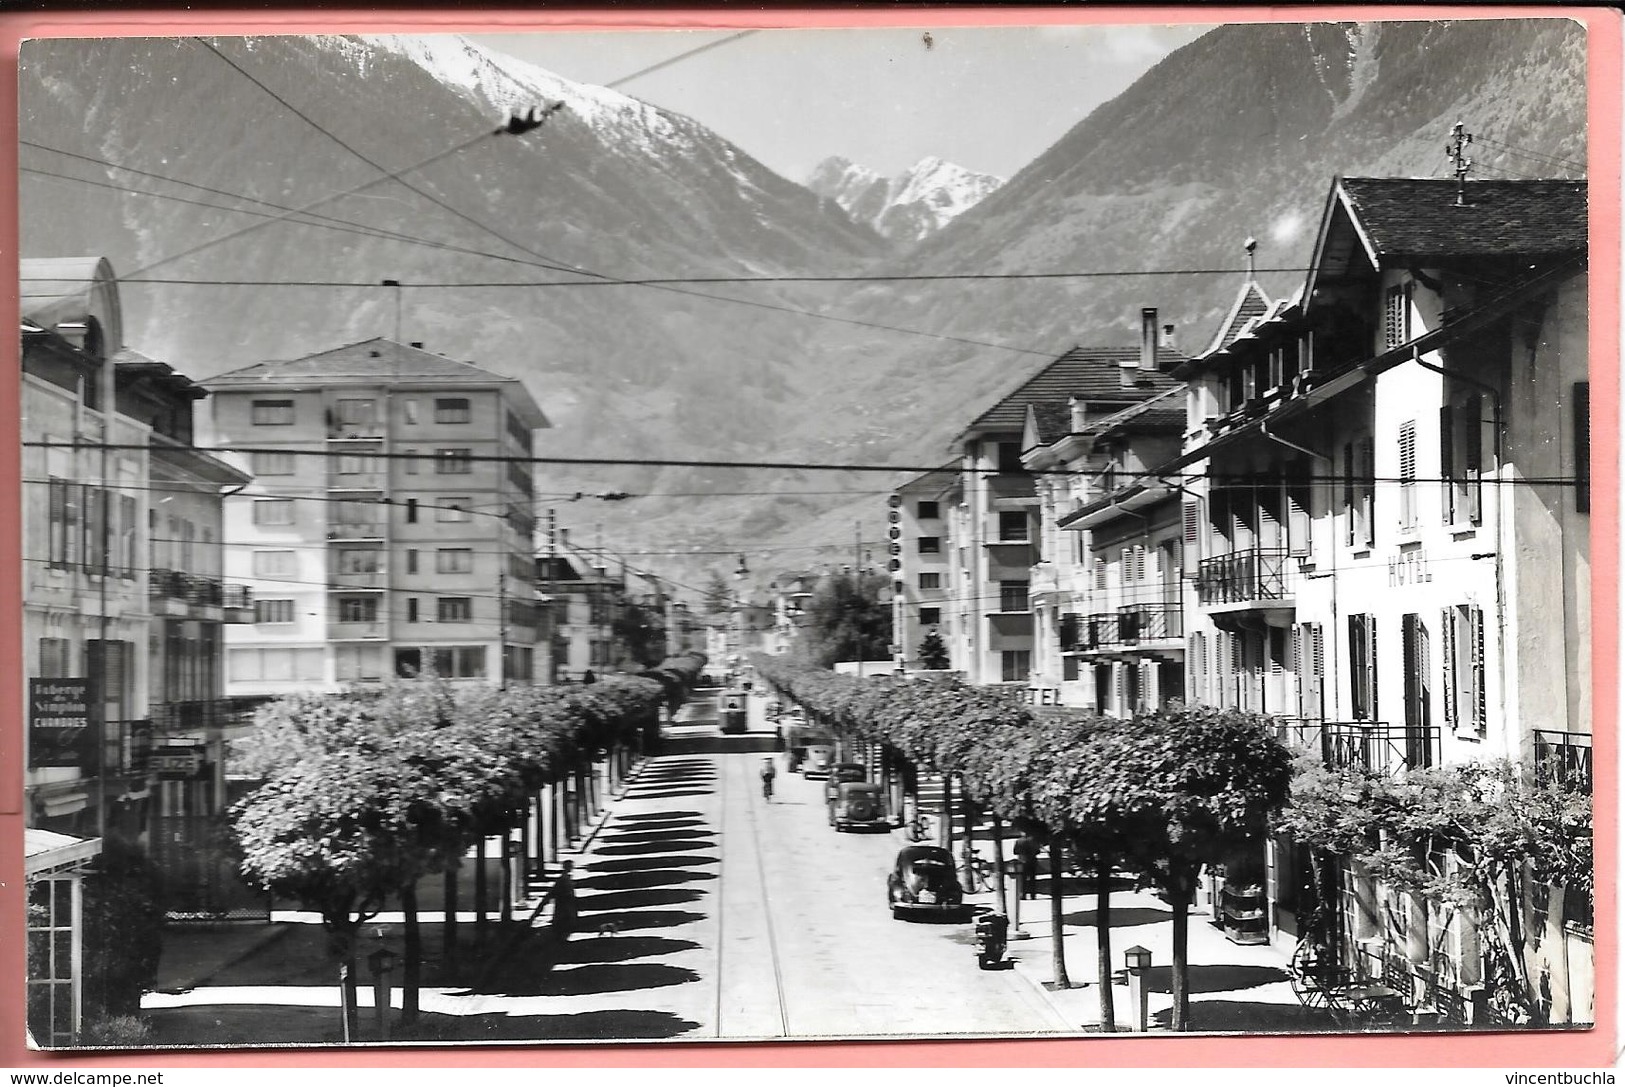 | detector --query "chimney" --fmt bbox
[1139,307,1159,371]
[1161,323,1177,351]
